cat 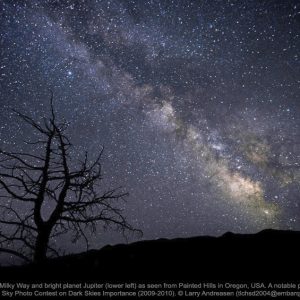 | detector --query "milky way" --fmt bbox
[0,0,299,257]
